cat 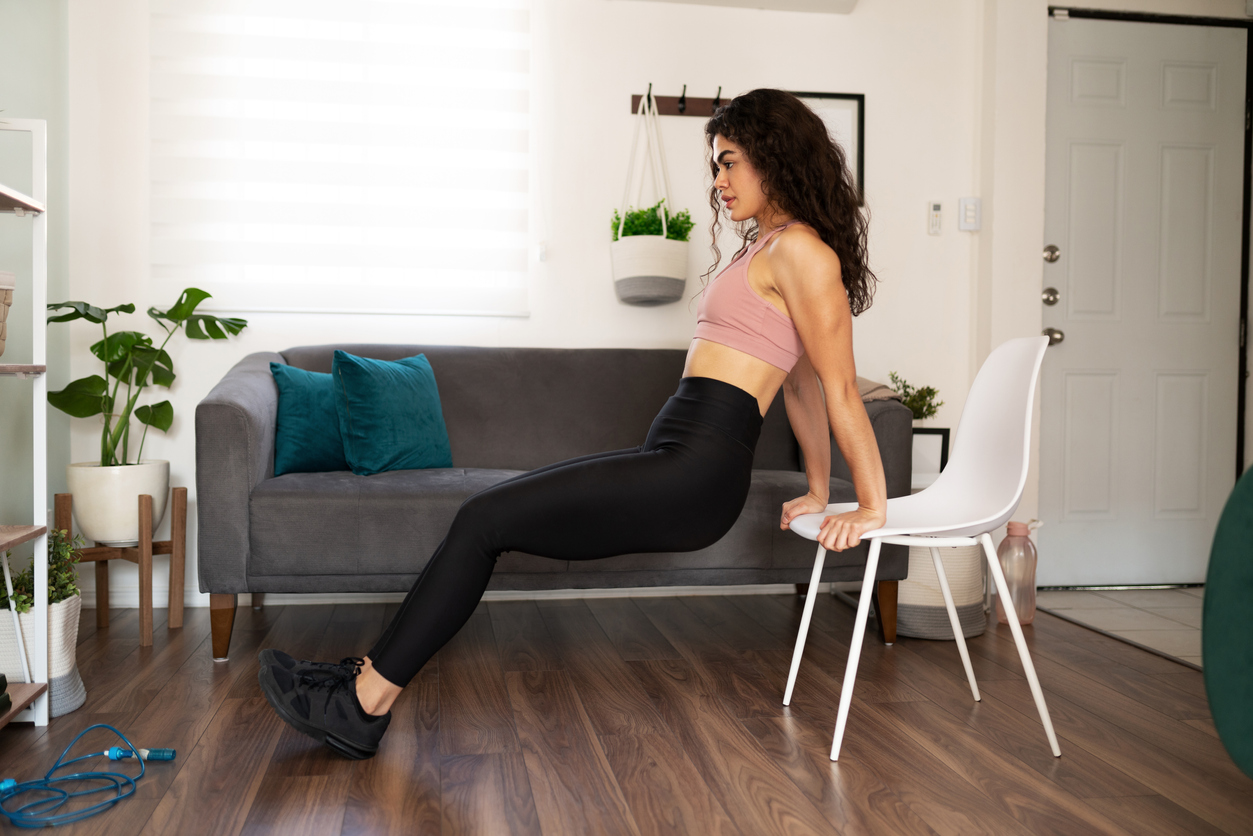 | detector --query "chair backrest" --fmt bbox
[925,336,1049,533]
